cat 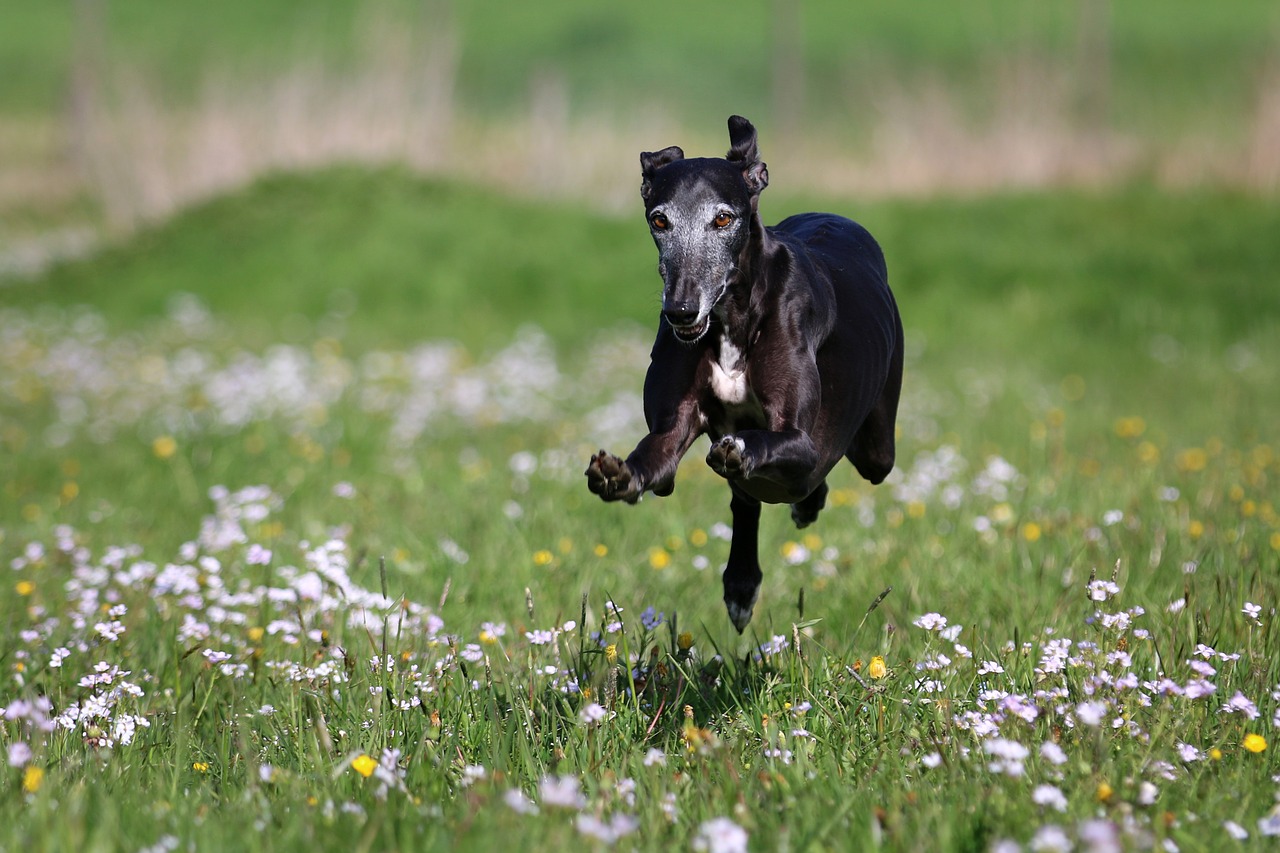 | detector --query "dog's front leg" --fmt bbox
[722,486,763,632]
[586,423,700,503]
